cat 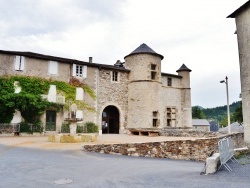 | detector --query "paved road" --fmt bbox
[0,144,250,188]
